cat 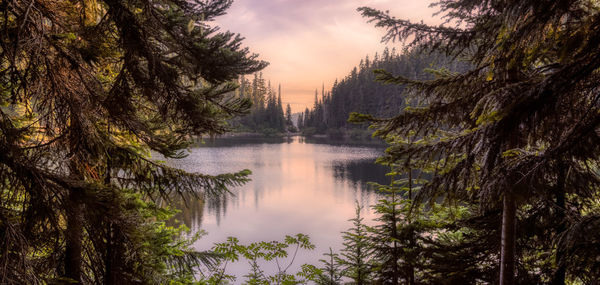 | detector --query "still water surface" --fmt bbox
[165,136,388,276]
